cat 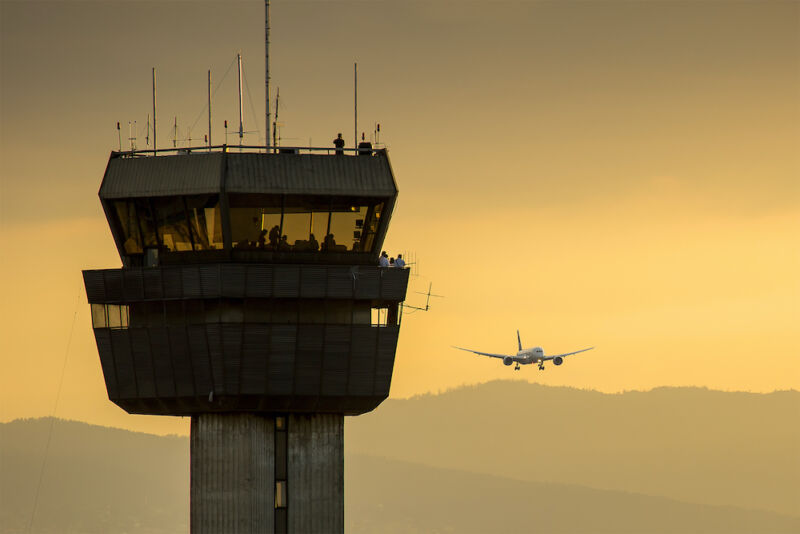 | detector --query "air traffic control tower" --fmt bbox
[82,145,409,533]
